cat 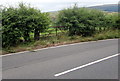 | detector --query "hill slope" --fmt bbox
[48,4,118,20]
[89,4,118,12]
